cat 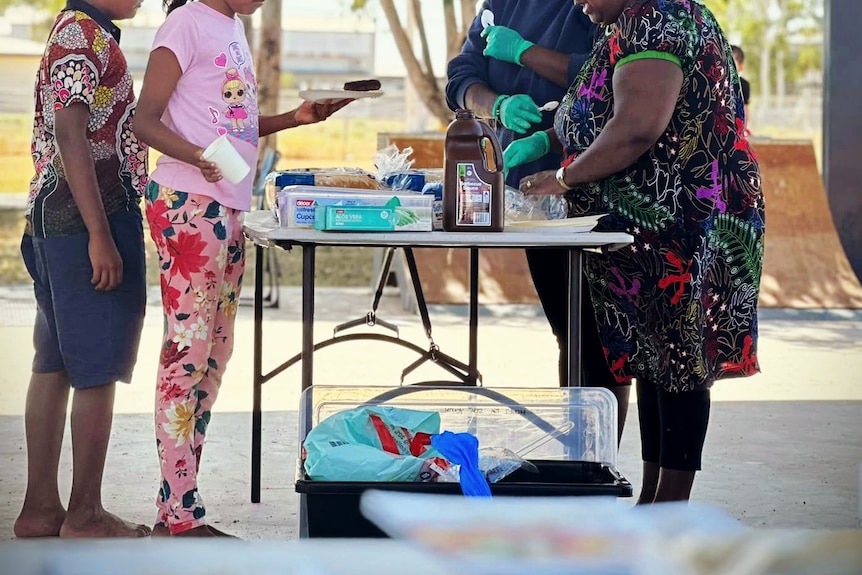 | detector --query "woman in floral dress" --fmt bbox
[506,0,764,503]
